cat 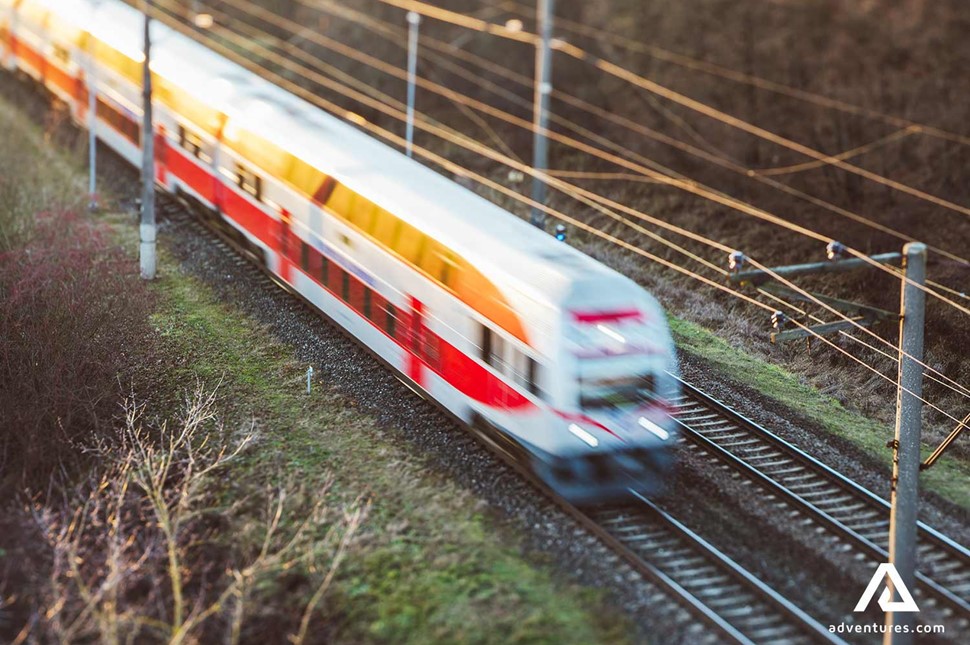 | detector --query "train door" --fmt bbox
[275,208,293,280]
[406,296,426,388]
